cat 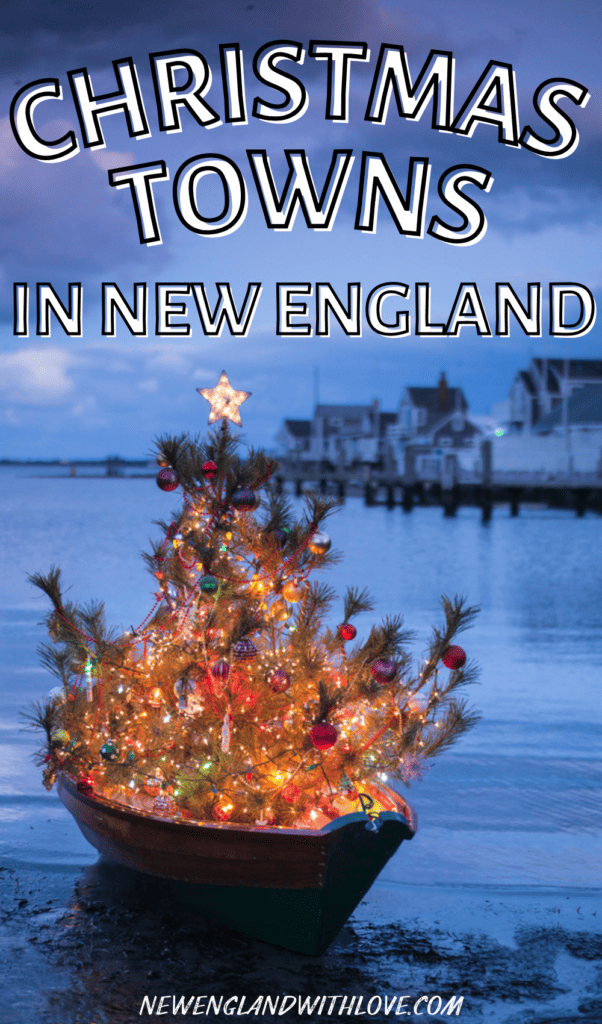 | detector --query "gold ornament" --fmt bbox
[282,580,305,603]
[308,531,331,555]
[144,776,162,796]
[269,598,291,622]
[197,370,251,427]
